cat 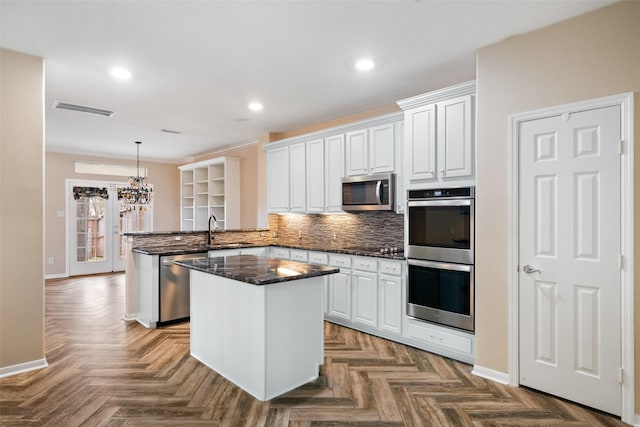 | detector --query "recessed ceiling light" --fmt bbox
[248,102,263,112]
[110,67,132,80]
[355,59,375,71]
